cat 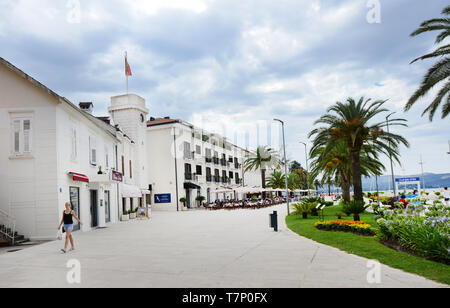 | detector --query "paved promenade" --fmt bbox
[0,204,446,288]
